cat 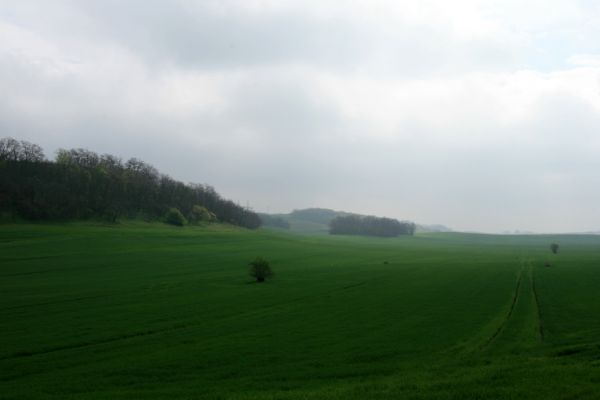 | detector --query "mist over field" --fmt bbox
[2,0,600,231]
